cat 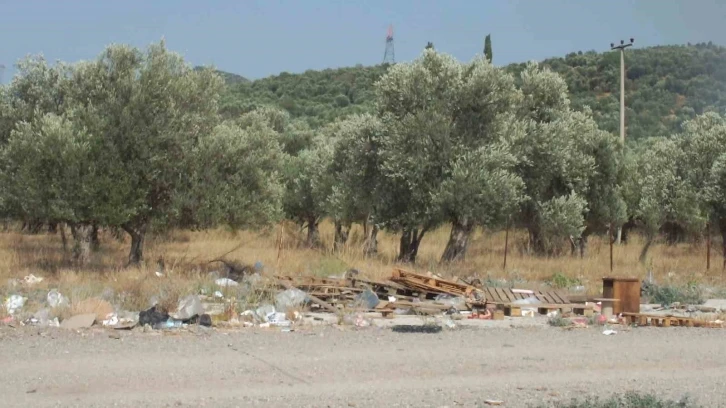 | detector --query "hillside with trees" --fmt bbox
[222,42,726,141]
